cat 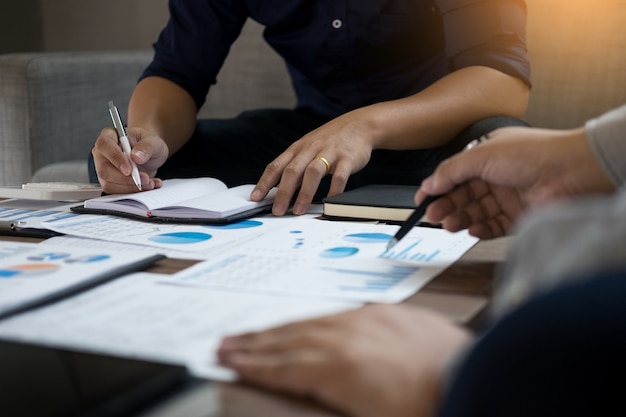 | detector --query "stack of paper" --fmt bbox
[0,215,478,380]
